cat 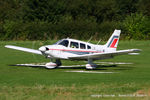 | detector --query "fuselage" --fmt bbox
[39,38,106,59]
